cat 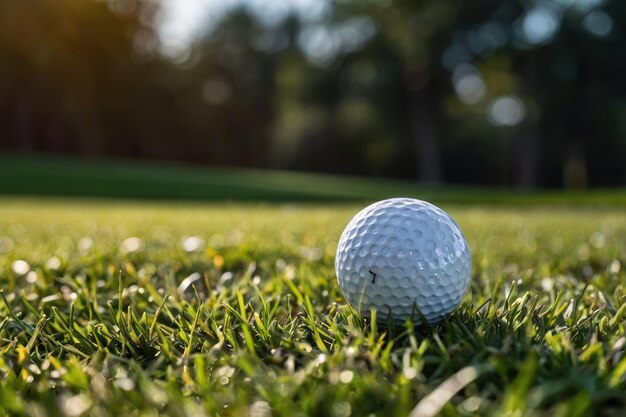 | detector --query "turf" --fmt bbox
[2,153,626,205]
[1,198,626,416]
